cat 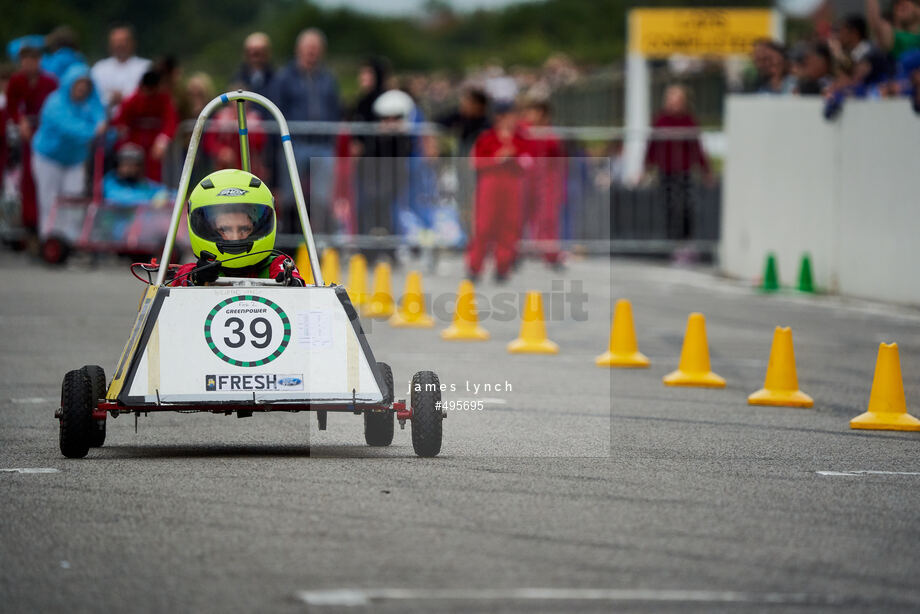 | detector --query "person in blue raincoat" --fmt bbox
[31,63,106,238]
[41,26,86,80]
